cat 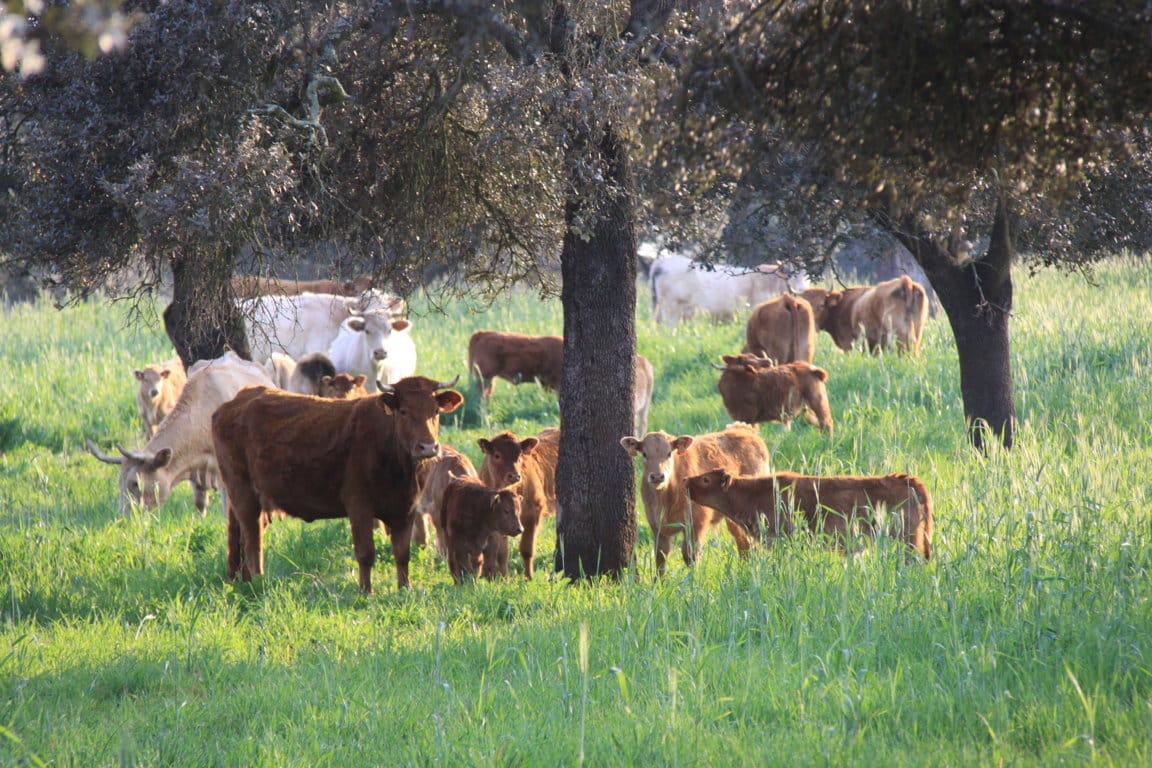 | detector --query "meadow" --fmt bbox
[2,258,1151,766]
